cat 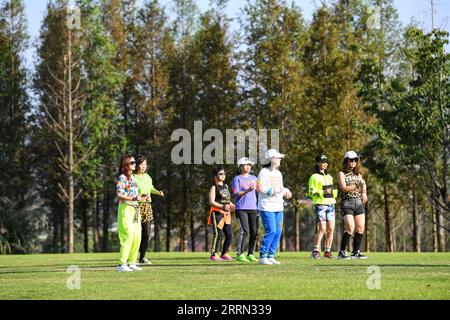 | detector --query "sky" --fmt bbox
[21,0,450,68]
